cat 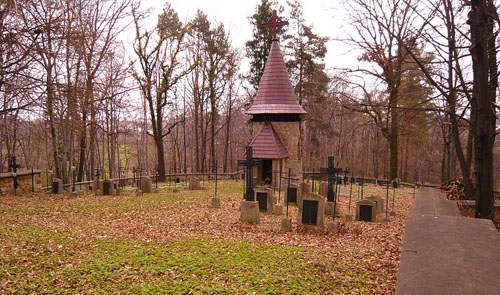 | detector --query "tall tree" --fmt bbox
[132,3,194,181]
[469,0,497,218]
[284,0,328,104]
[343,0,418,181]
[284,0,329,165]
